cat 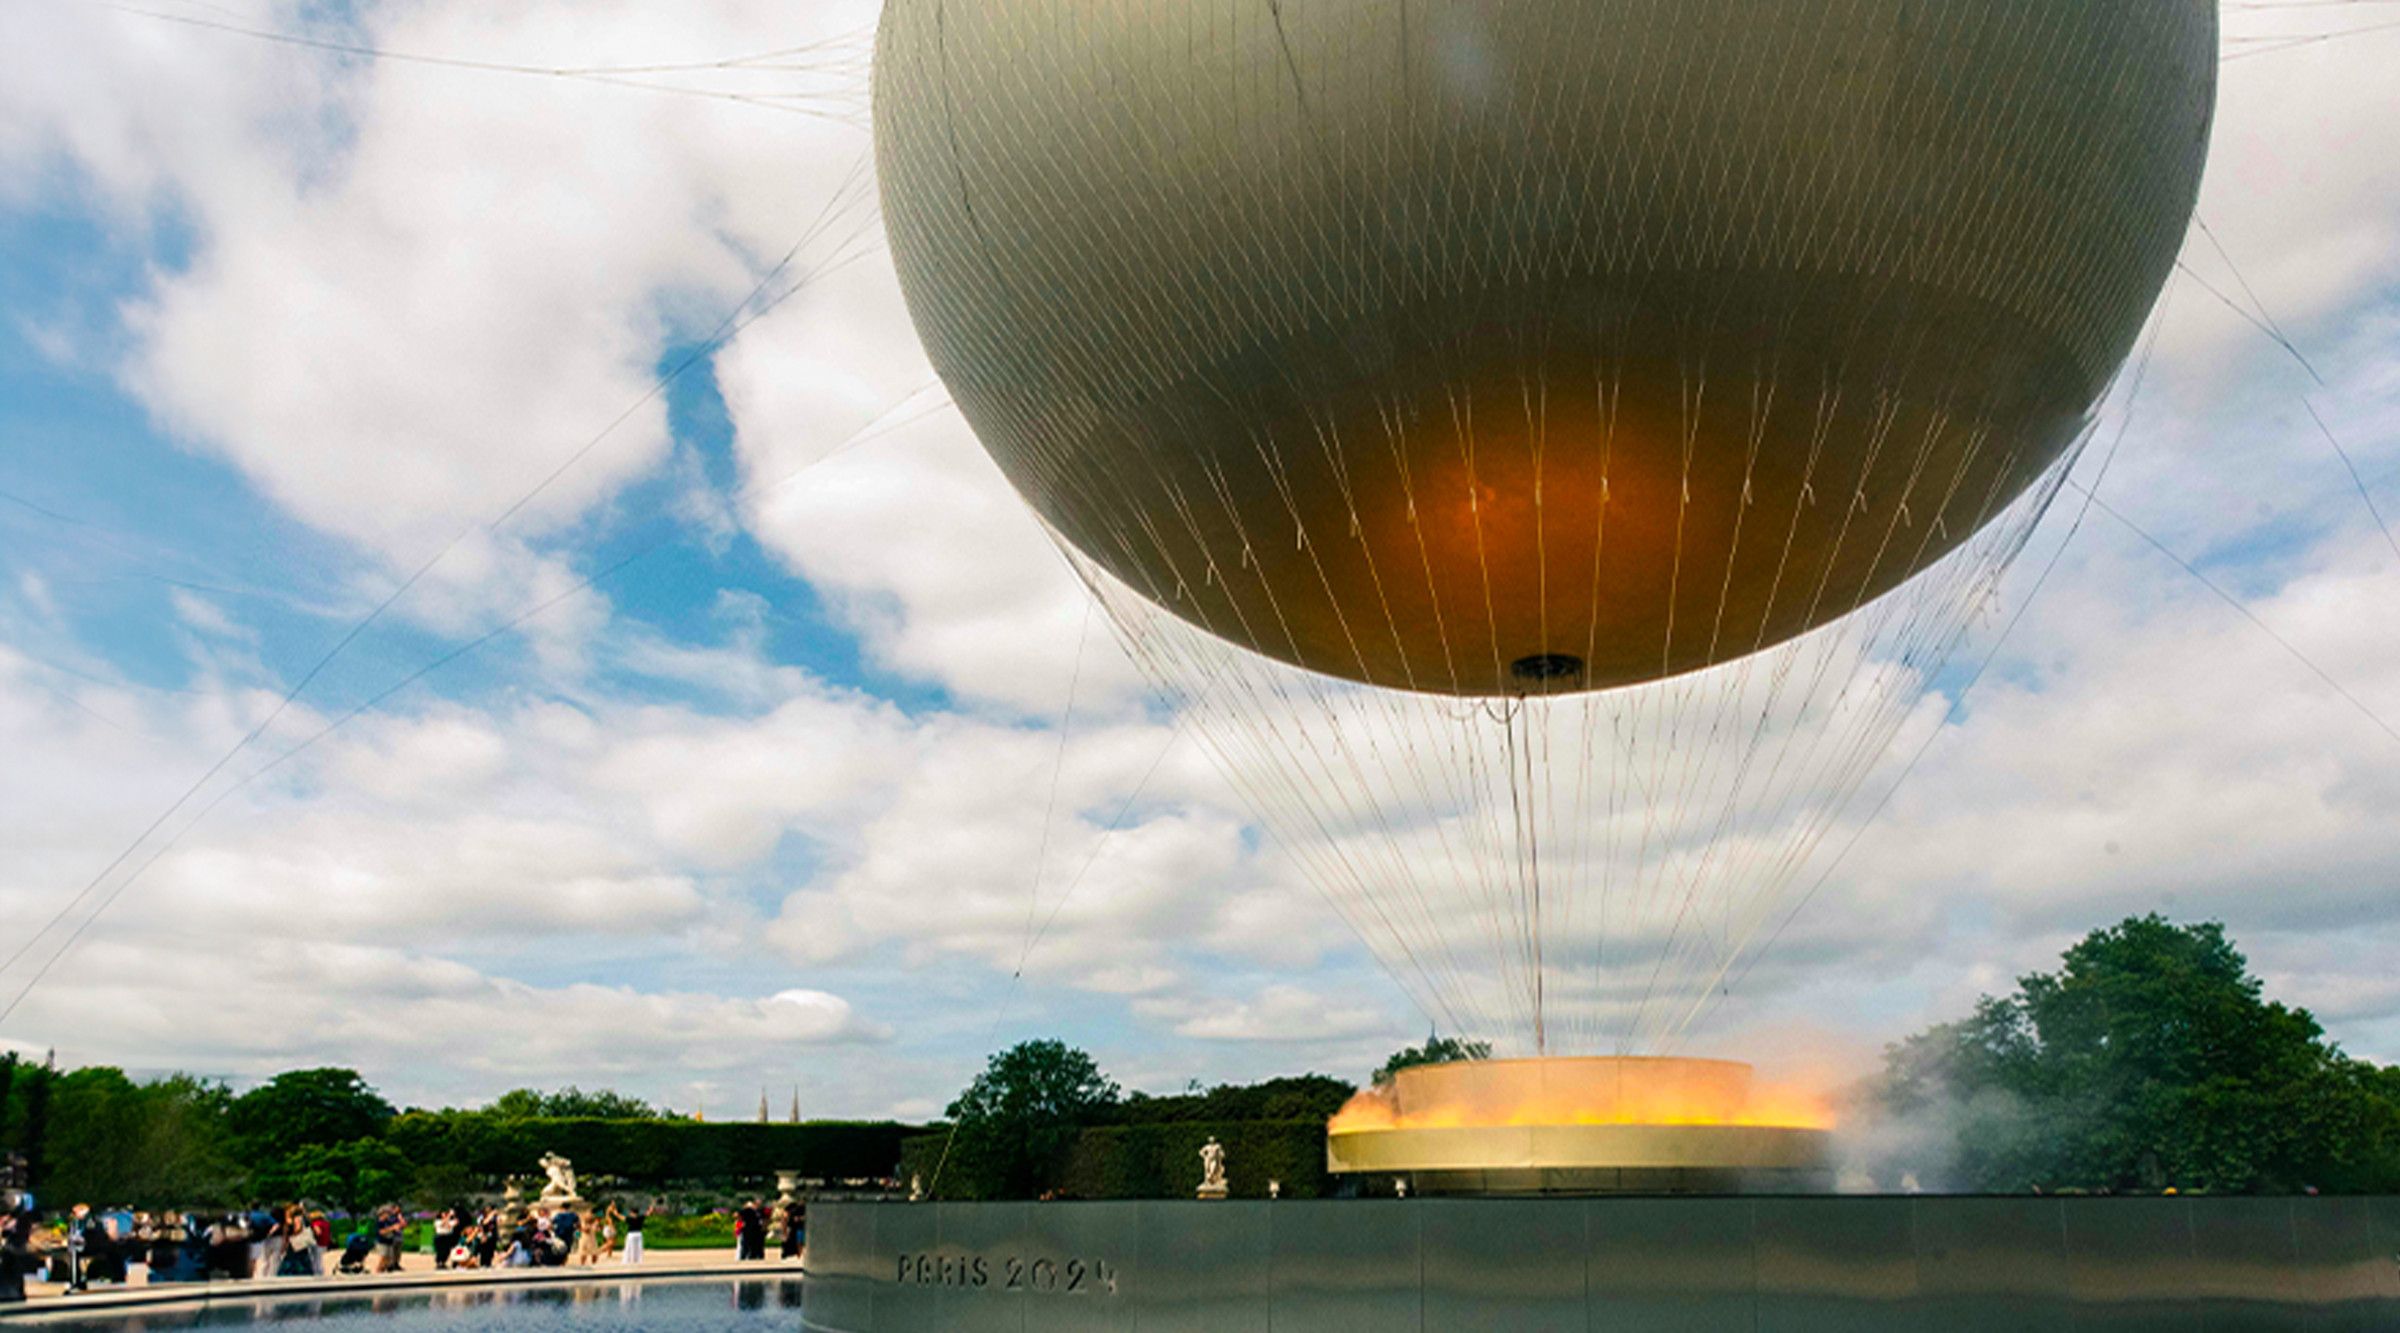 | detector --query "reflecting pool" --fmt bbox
[15,1277,807,1332]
